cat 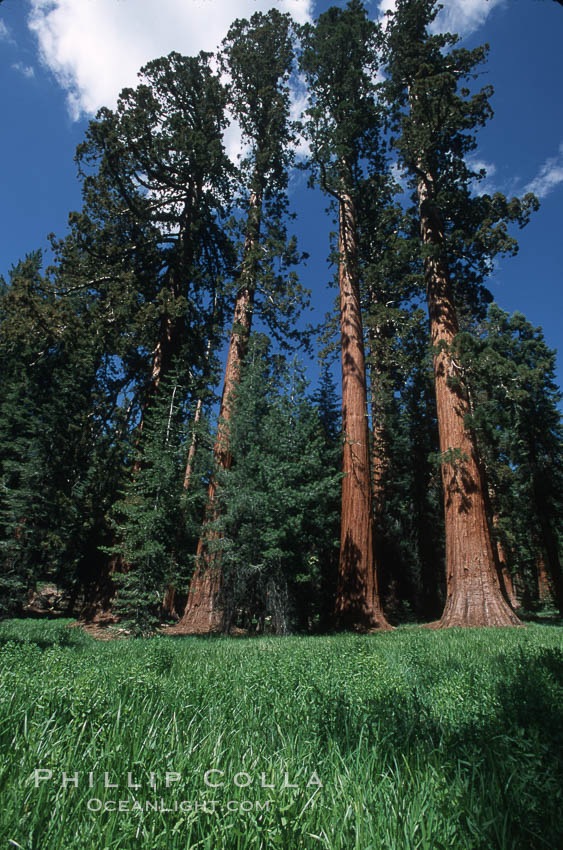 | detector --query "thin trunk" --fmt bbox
[162,393,210,621]
[492,513,518,610]
[183,396,204,490]
[163,314,219,620]
[176,190,262,634]
[369,355,386,520]
[537,555,554,606]
[334,189,390,631]
[132,311,176,475]
[535,497,563,613]
[417,168,520,627]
